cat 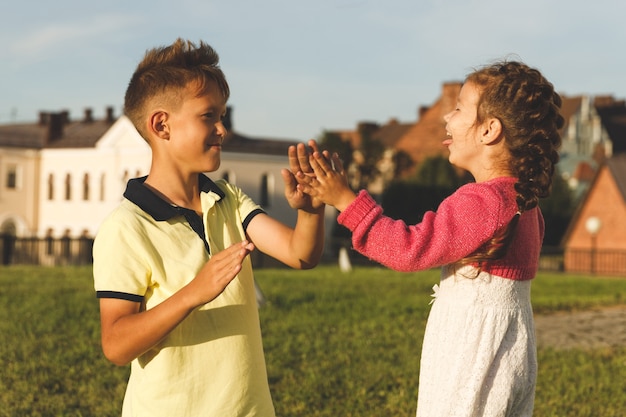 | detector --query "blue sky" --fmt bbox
[1,0,624,141]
